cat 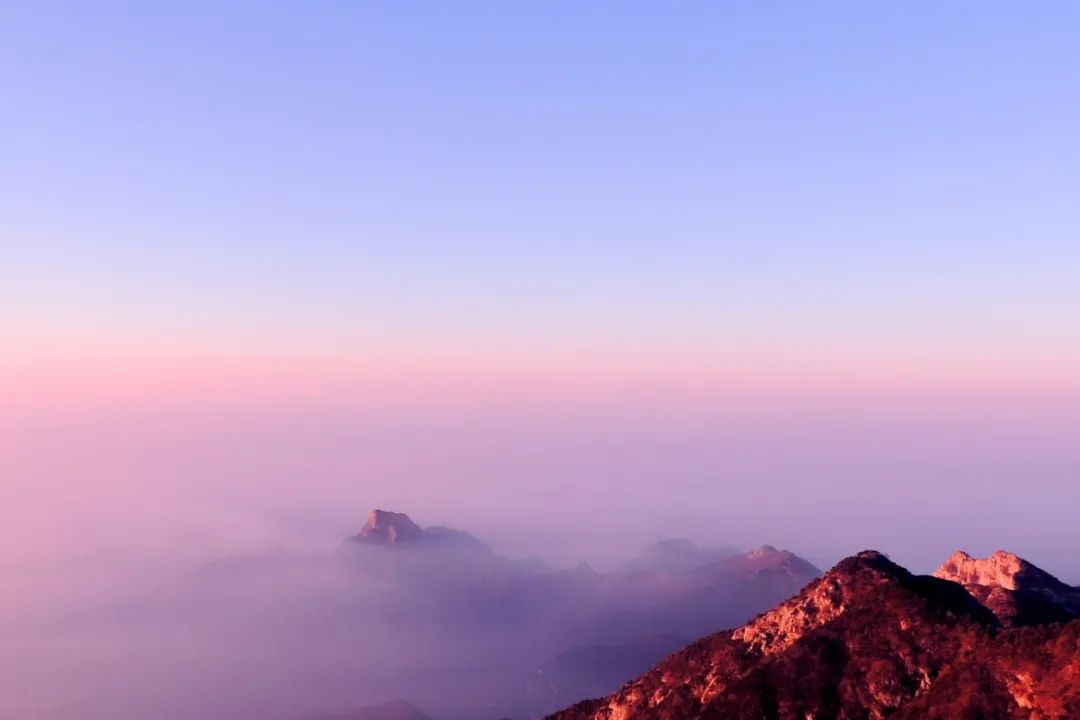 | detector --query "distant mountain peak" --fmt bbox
[747,544,779,558]
[713,545,821,583]
[359,509,425,544]
[648,537,700,551]
[349,508,490,552]
[614,538,739,575]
